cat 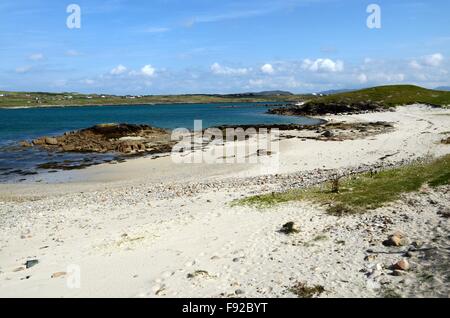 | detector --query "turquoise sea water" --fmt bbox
[0,102,320,182]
